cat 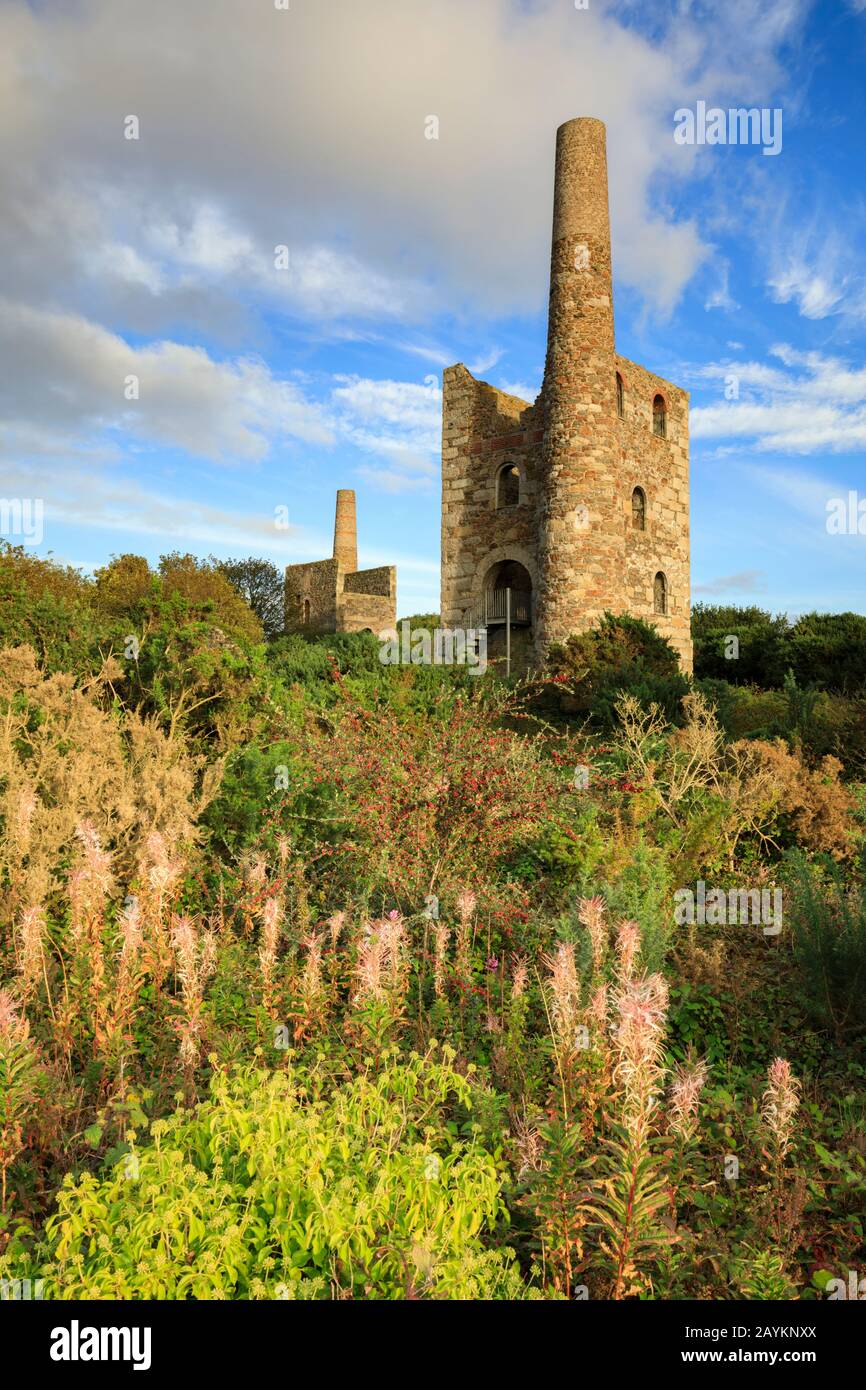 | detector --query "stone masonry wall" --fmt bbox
[440,366,542,627]
[615,355,692,669]
[284,557,339,635]
[337,590,396,634]
[342,565,394,598]
[339,564,397,634]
